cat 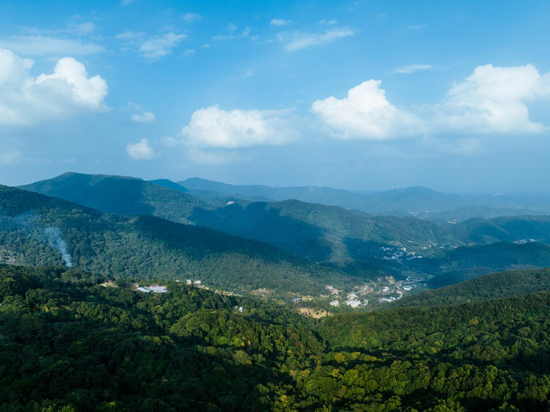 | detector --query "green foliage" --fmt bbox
[0,185,350,295]
[397,268,550,308]
[3,264,550,410]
